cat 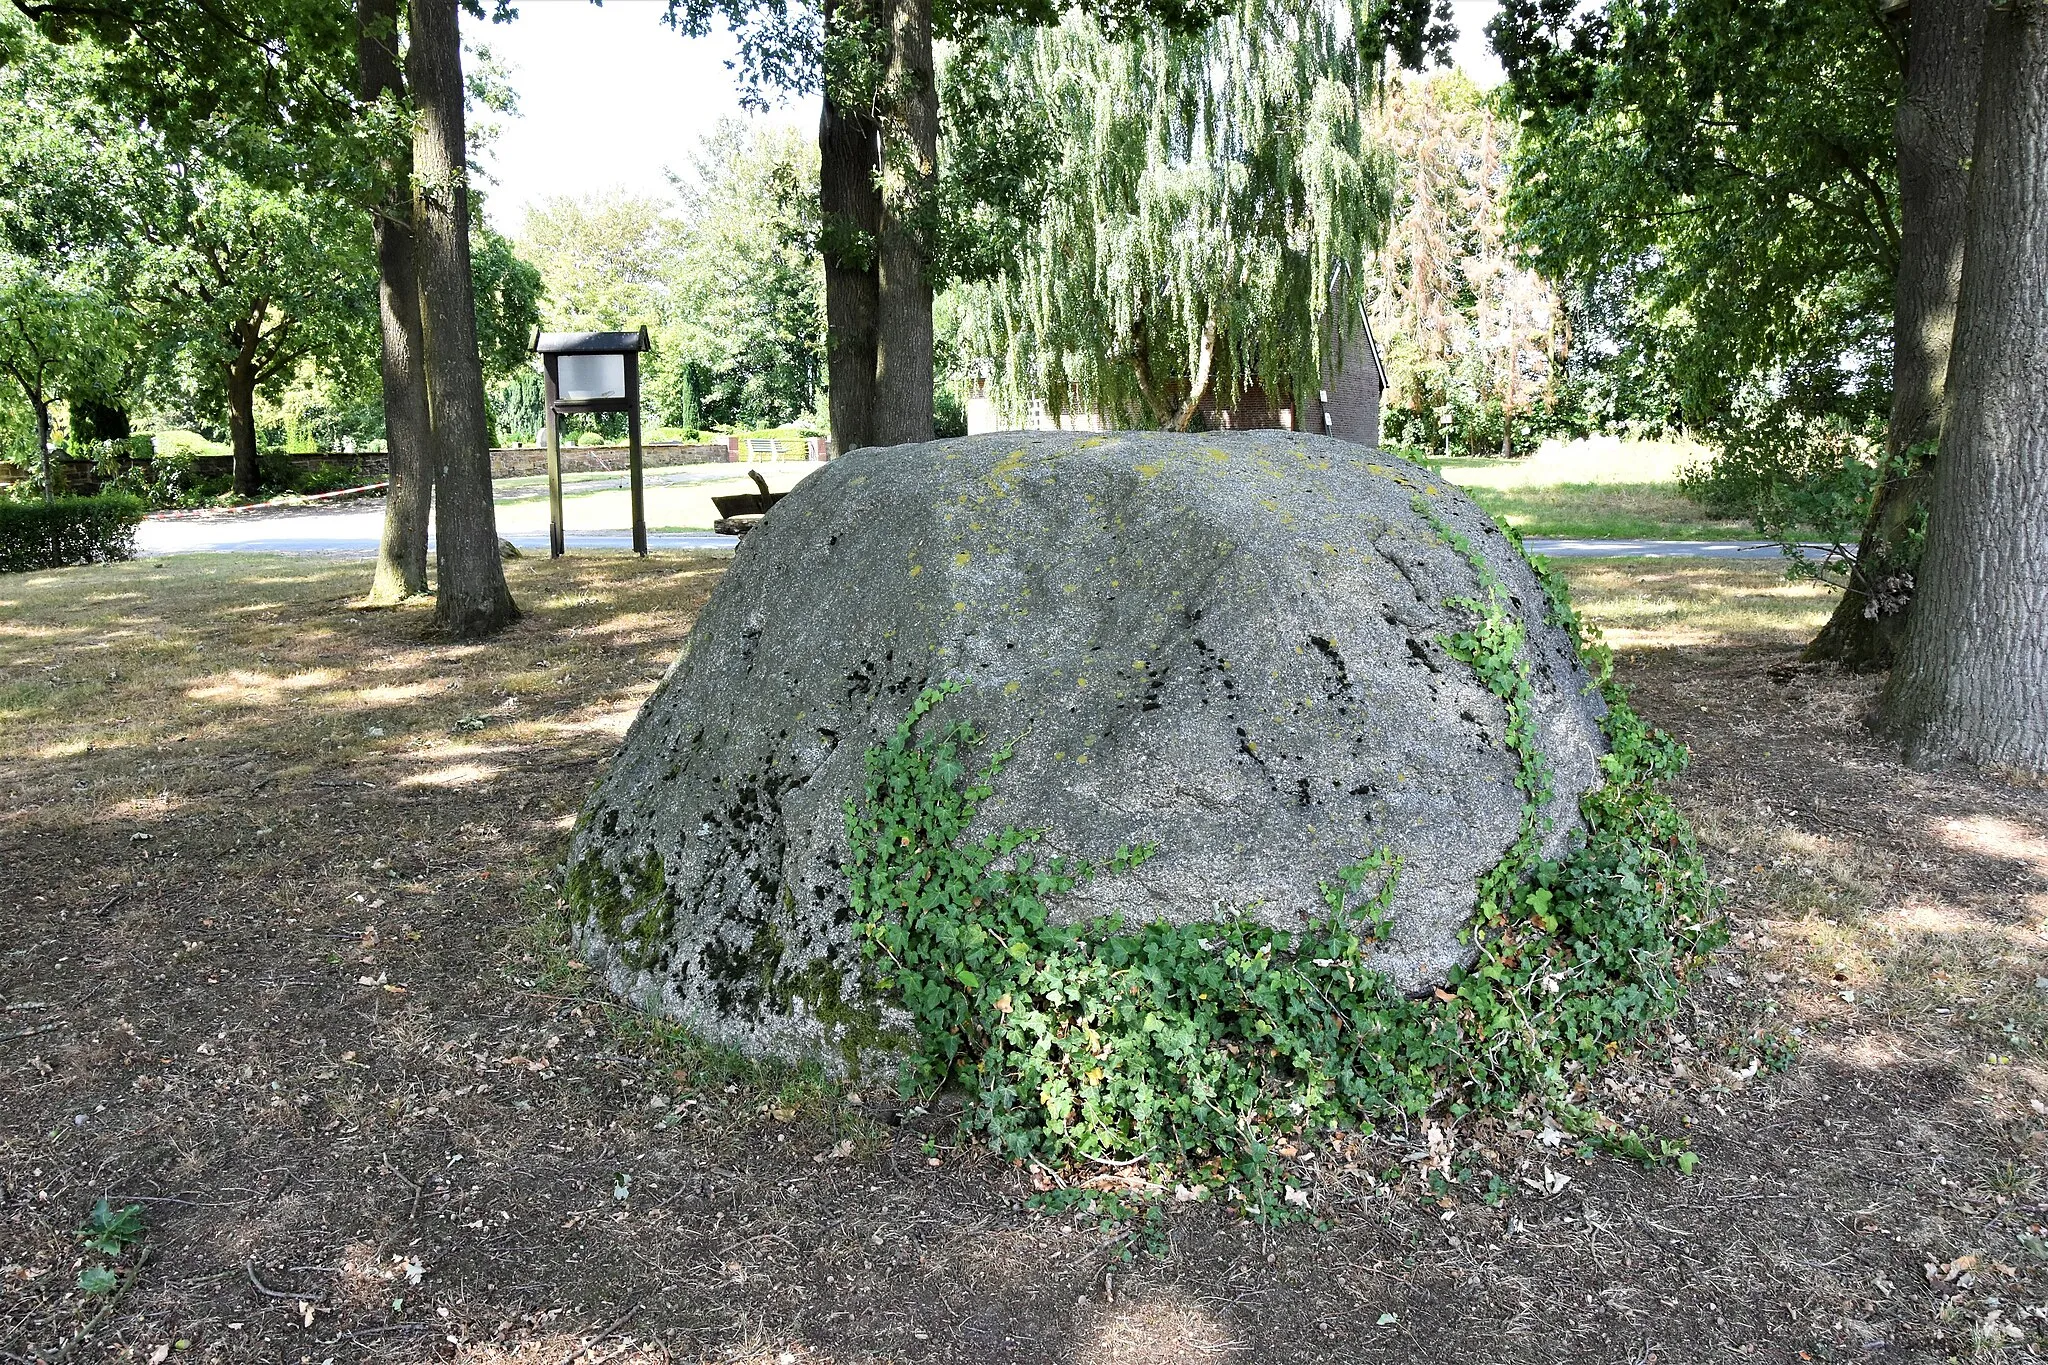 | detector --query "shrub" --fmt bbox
[1678,404,1886,550]
[100,431,231,509]
[257,449,299,491]
[934,388,969,438]
[0,492,145,573]
[290,460,365,494]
